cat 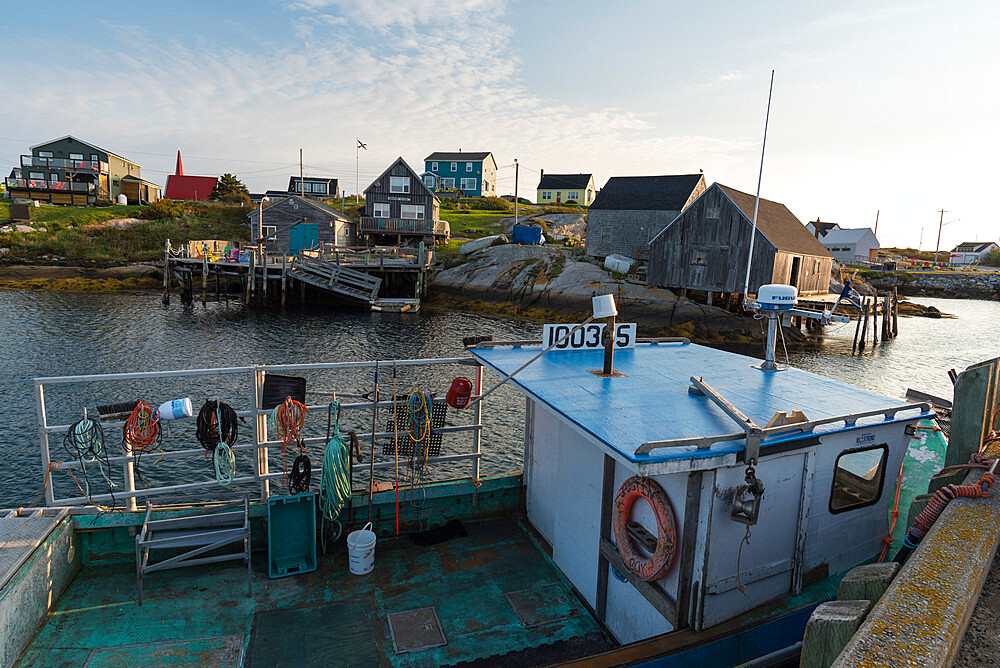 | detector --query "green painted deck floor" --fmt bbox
[18,519,610,667]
